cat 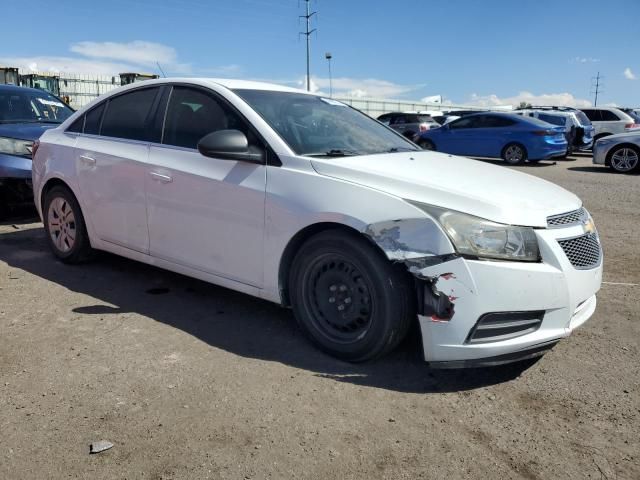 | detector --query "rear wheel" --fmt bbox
[43,185,94,263]
[609,145,640,173]
[502,143,527,164]
[289,230,414,362]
